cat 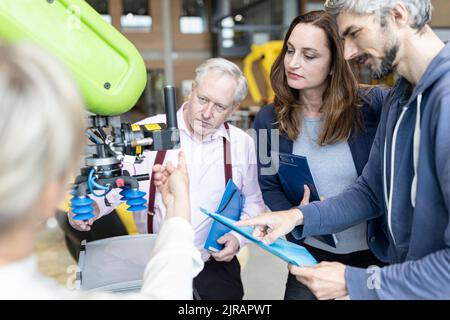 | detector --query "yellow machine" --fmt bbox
[244,41,283,105]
